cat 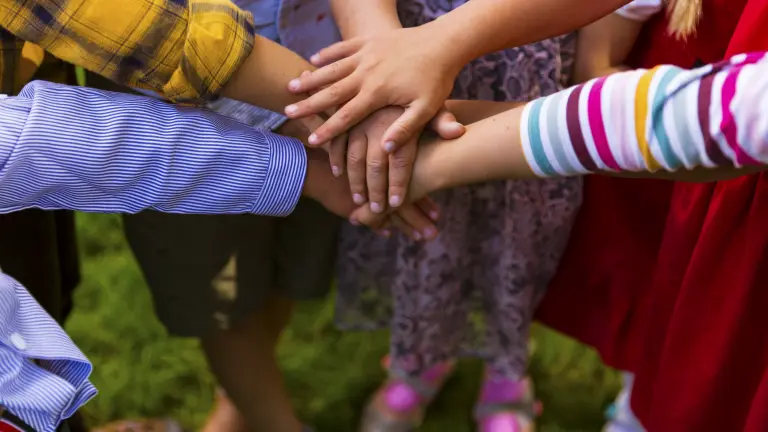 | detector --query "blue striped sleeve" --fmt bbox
[0,273,97,432]
[0,81,307,217]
